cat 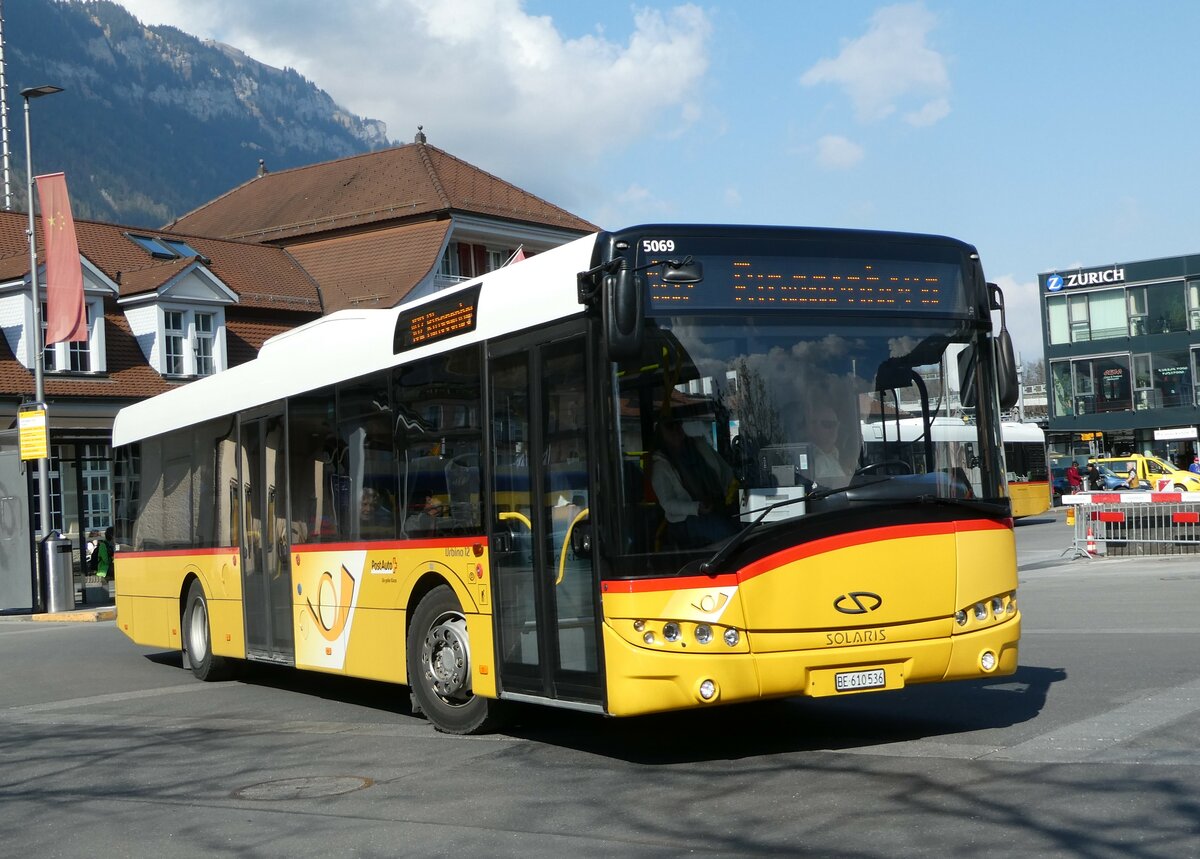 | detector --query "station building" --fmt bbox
[1039,254,1200,466]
